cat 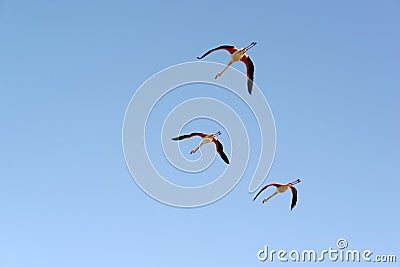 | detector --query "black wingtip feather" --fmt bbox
[214,139,230,164]
[290,187,298,210]
[252,185,269,202]
[247,79,253,94]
